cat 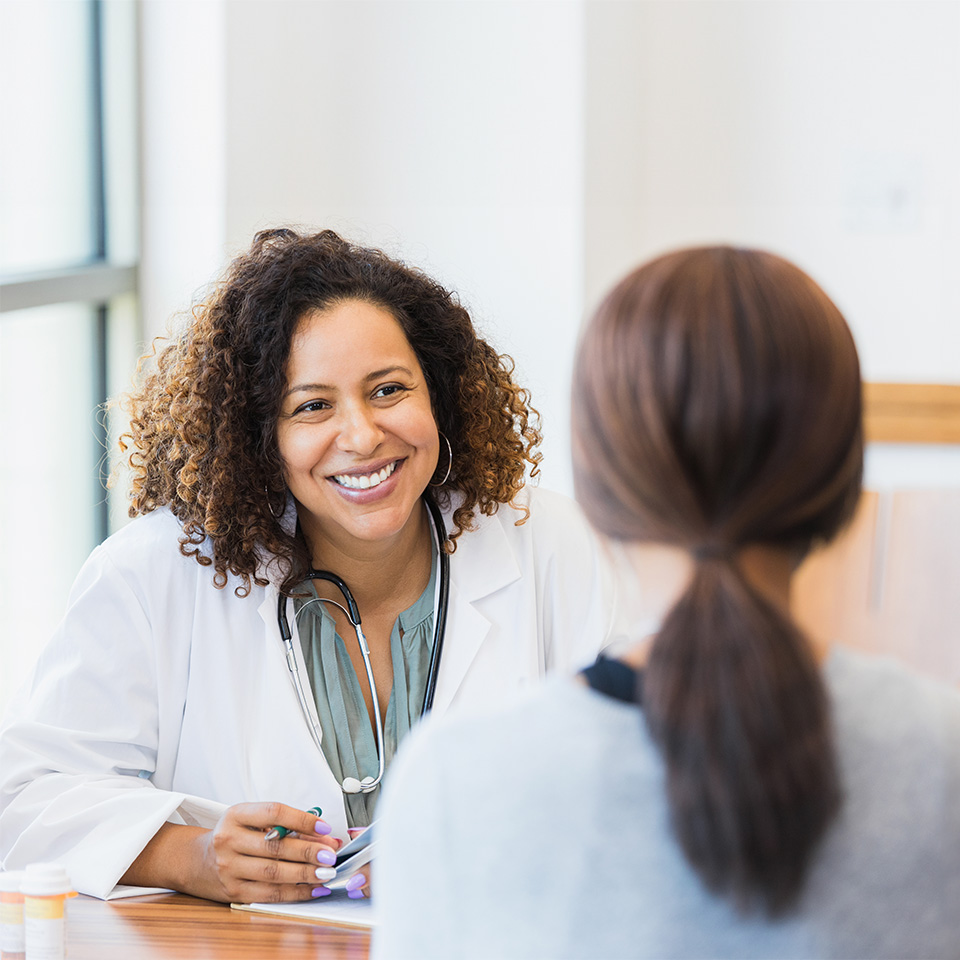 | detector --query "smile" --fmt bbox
[332,460,399,490]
